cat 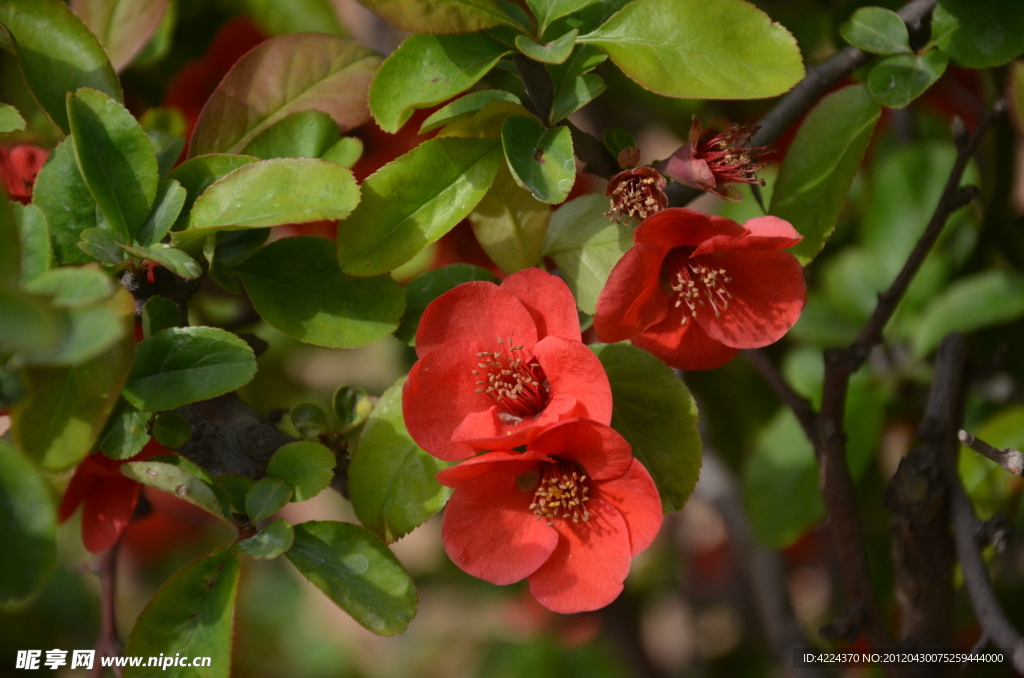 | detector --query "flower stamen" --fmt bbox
[529,461,591,526]
[668,251,733,324]
[472,337,549,419]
